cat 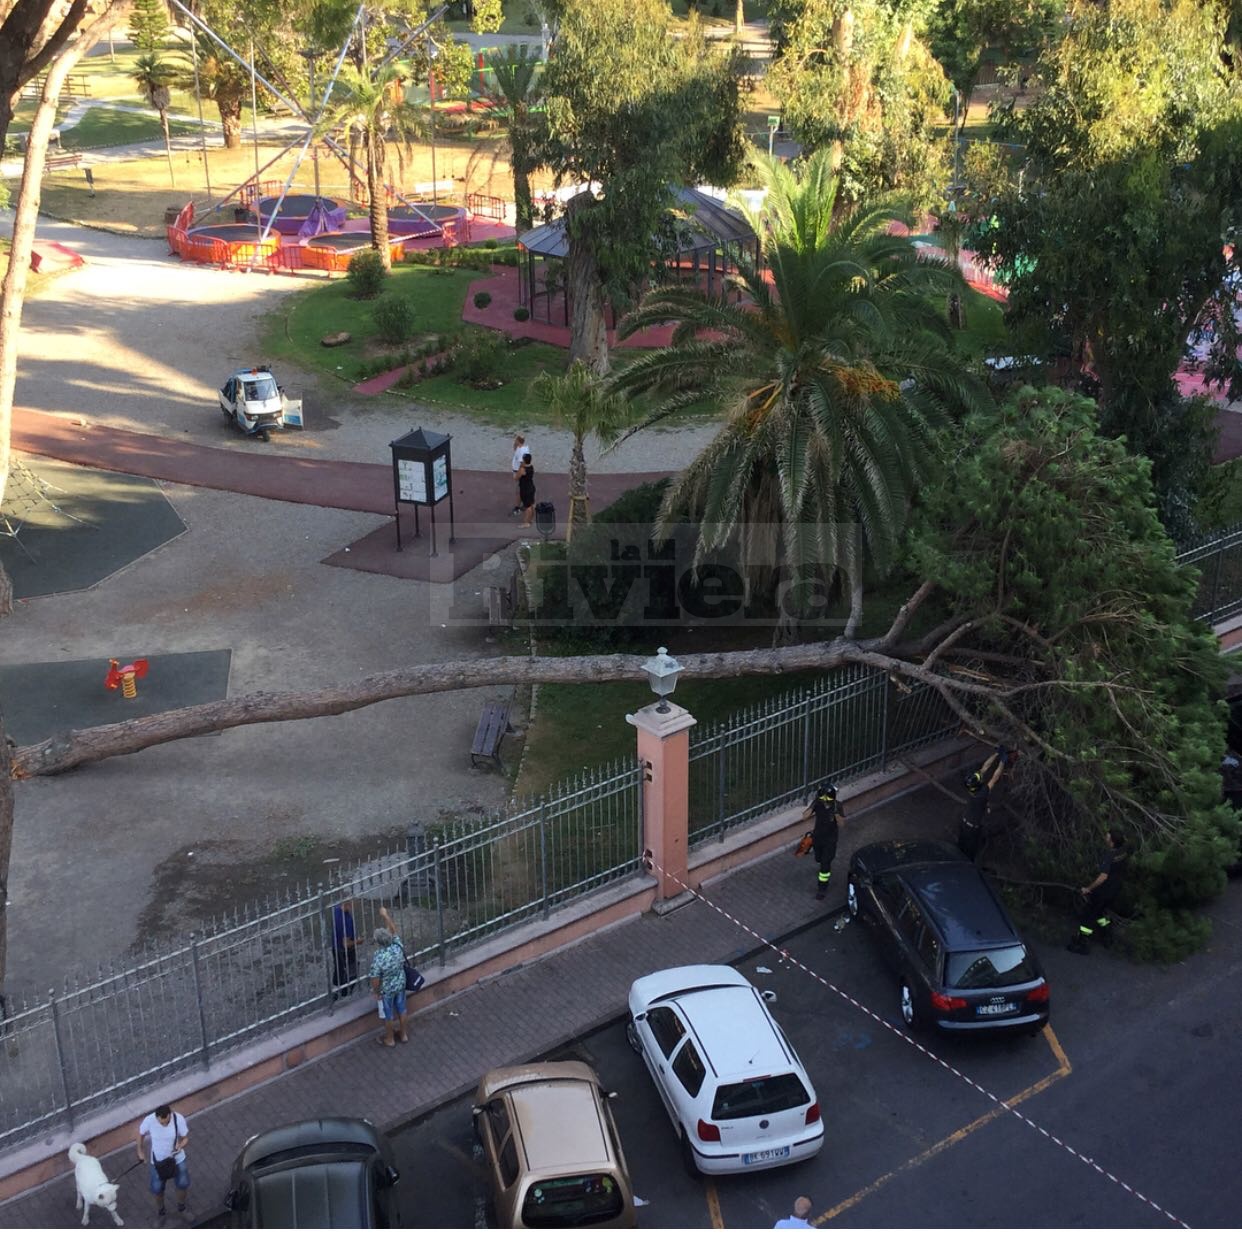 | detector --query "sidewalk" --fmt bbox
[0,782,947,1229]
